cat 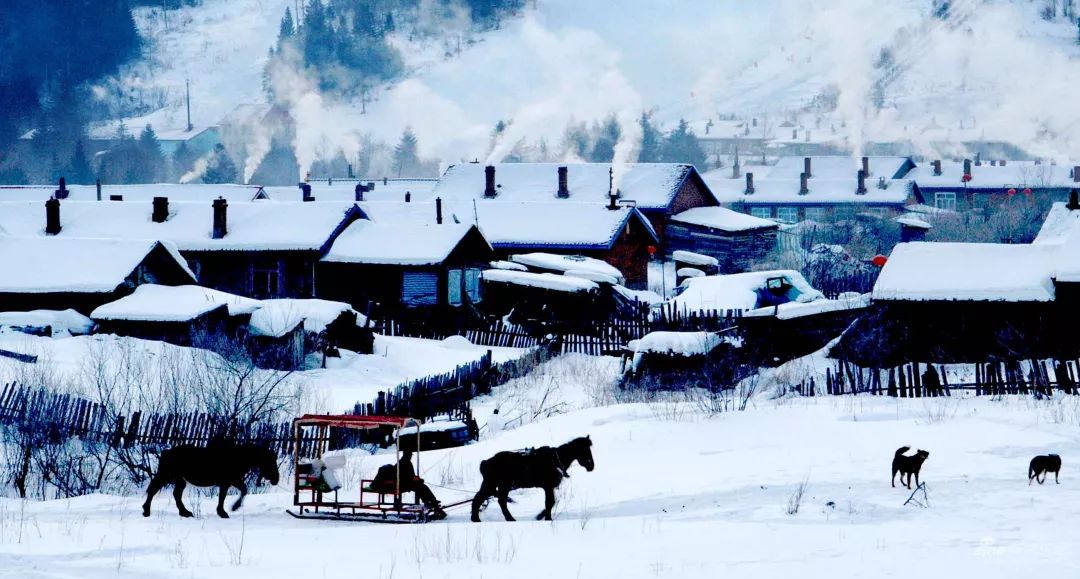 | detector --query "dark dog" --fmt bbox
[1029,454,1061,485]
[892,446,930,489]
